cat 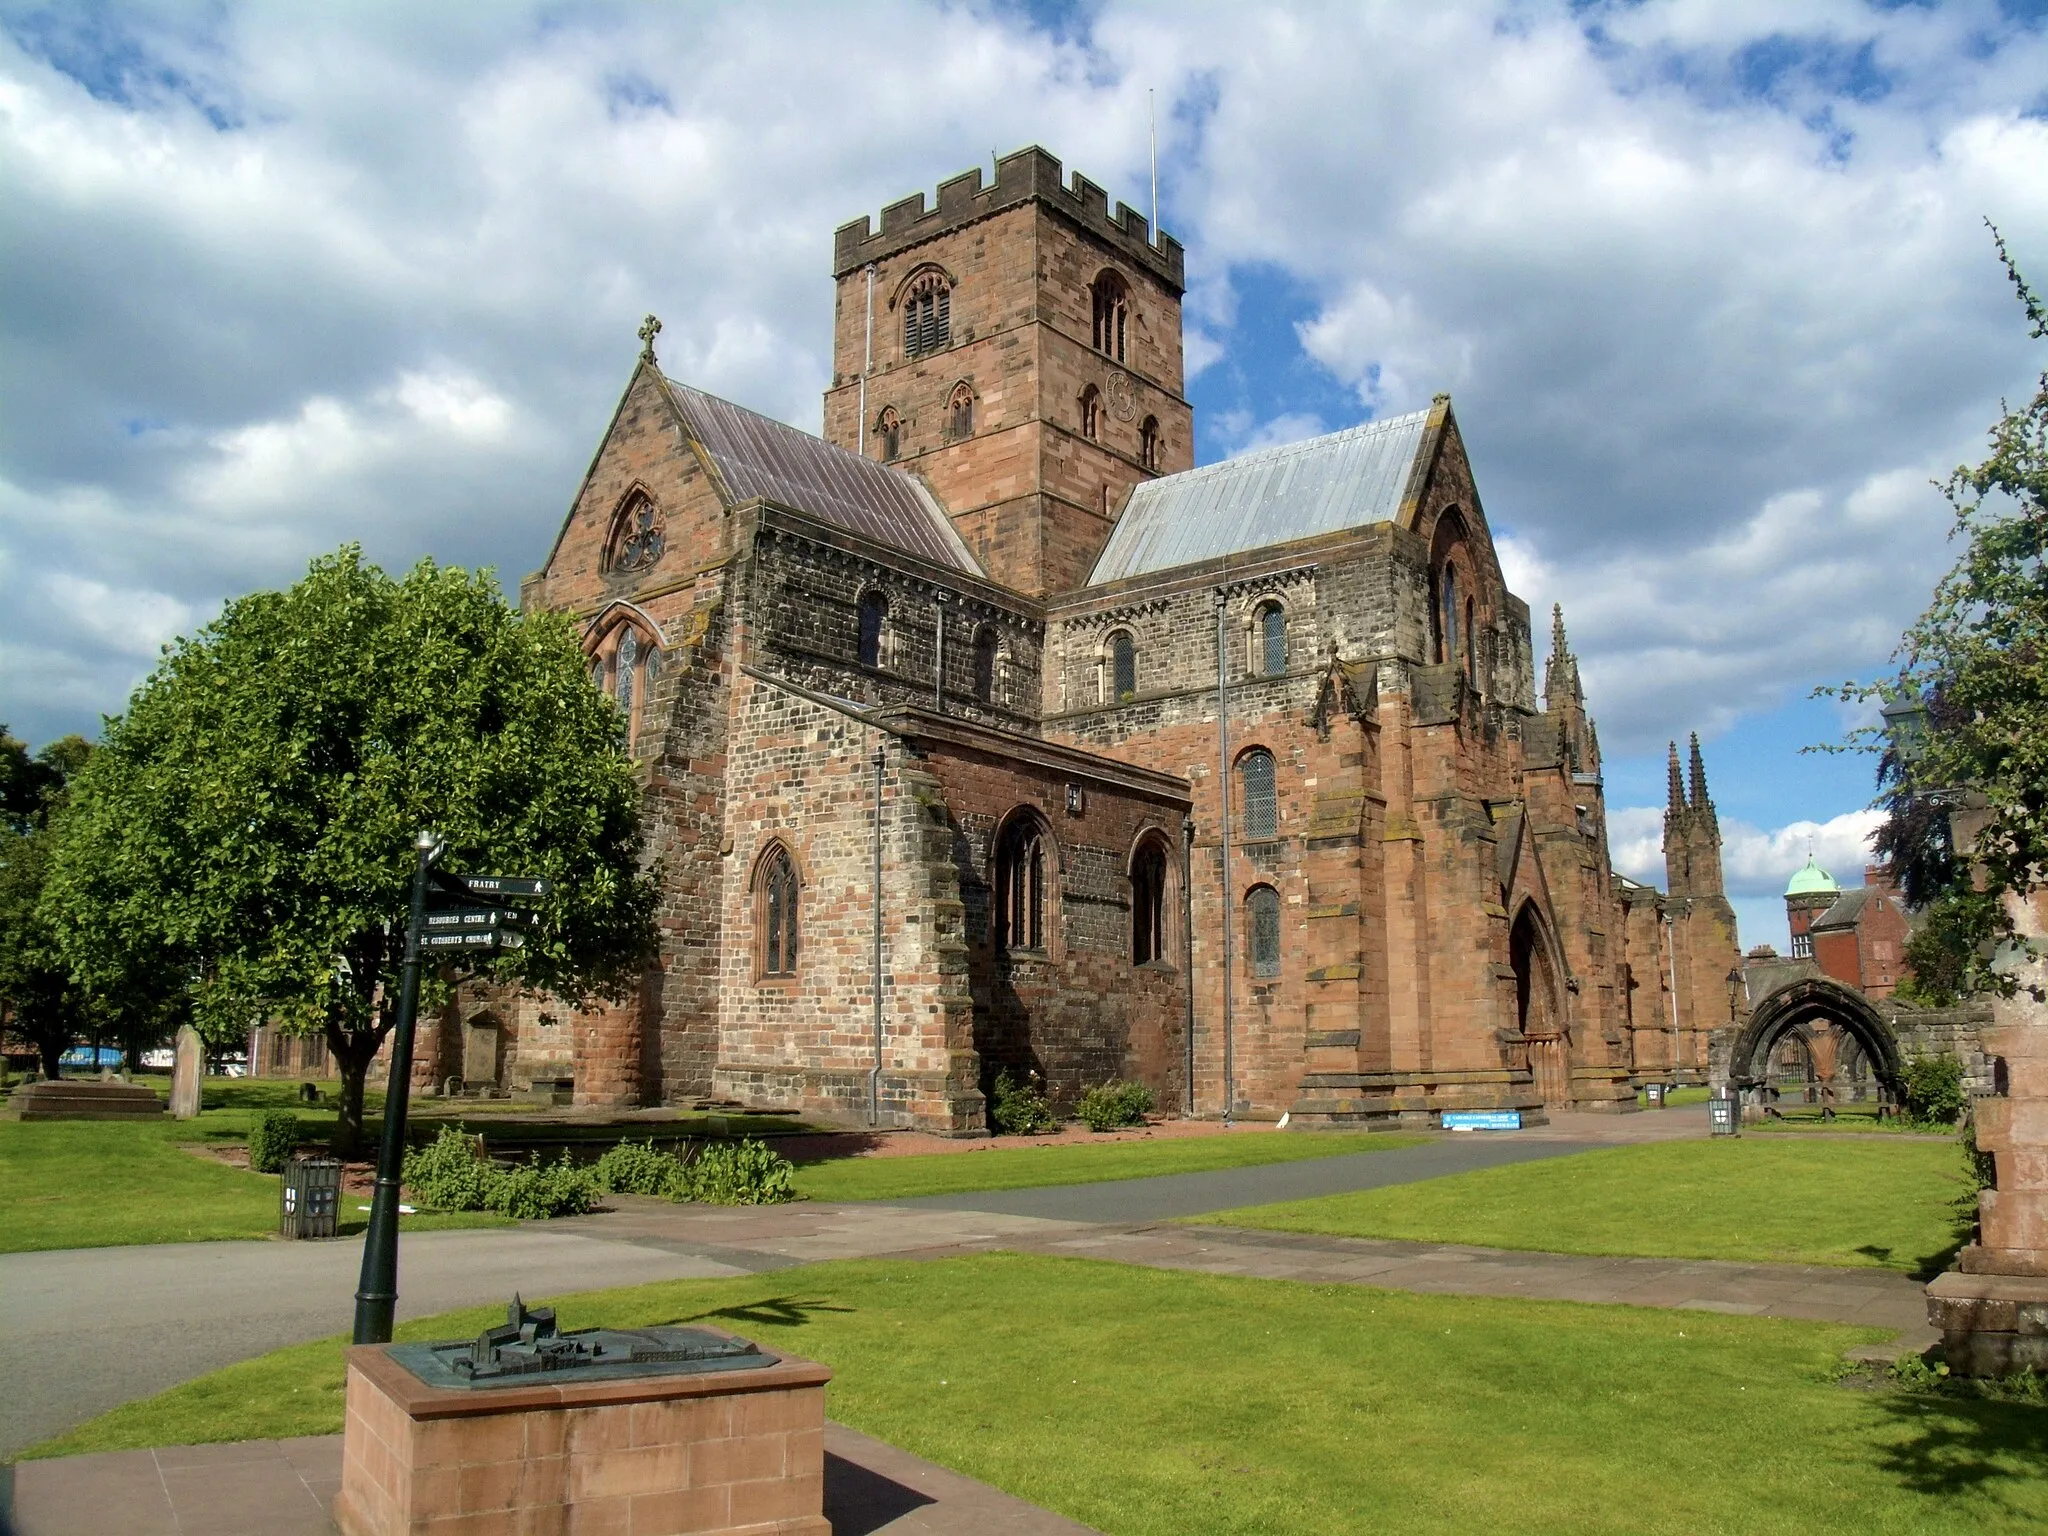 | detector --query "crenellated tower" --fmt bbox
[822,147,1194,596]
